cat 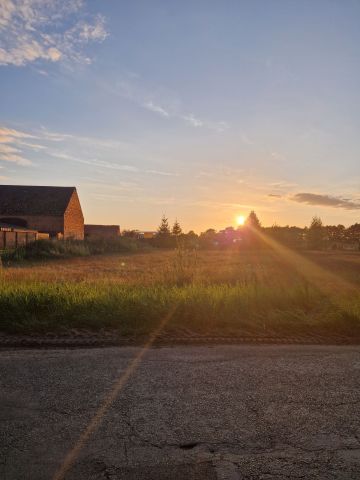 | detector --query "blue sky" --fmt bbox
[0,0,359,231]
